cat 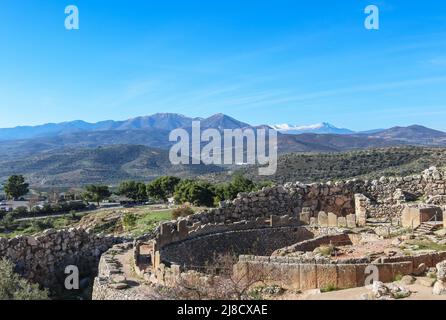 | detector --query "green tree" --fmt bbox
[117,181,147,202]
[0,258,49,300]
[82,185,111,206]
[4,175,29,200]
[147,176,181,201]
[174,180,215,207]
[226,174,255,199]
